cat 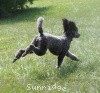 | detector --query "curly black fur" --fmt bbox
[13,17,80,68]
